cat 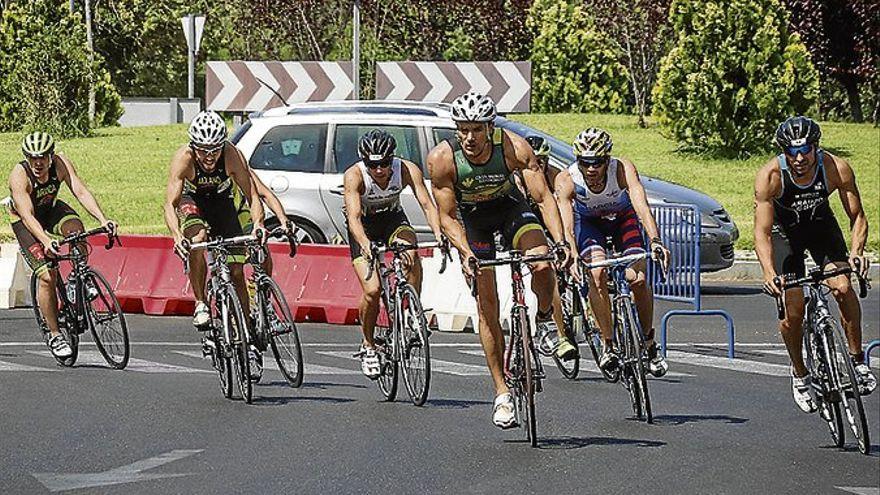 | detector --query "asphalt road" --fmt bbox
[1,287,878,494]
